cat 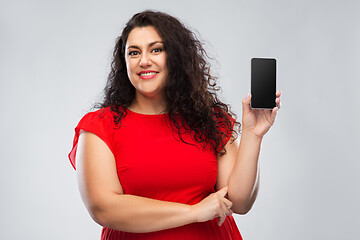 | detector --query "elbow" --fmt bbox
[232,201,254,215]
[234,206,251,215]
[84,195,116,228]
[87,202,109,227]
[228,192,257,215]
[86,196,128,230]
